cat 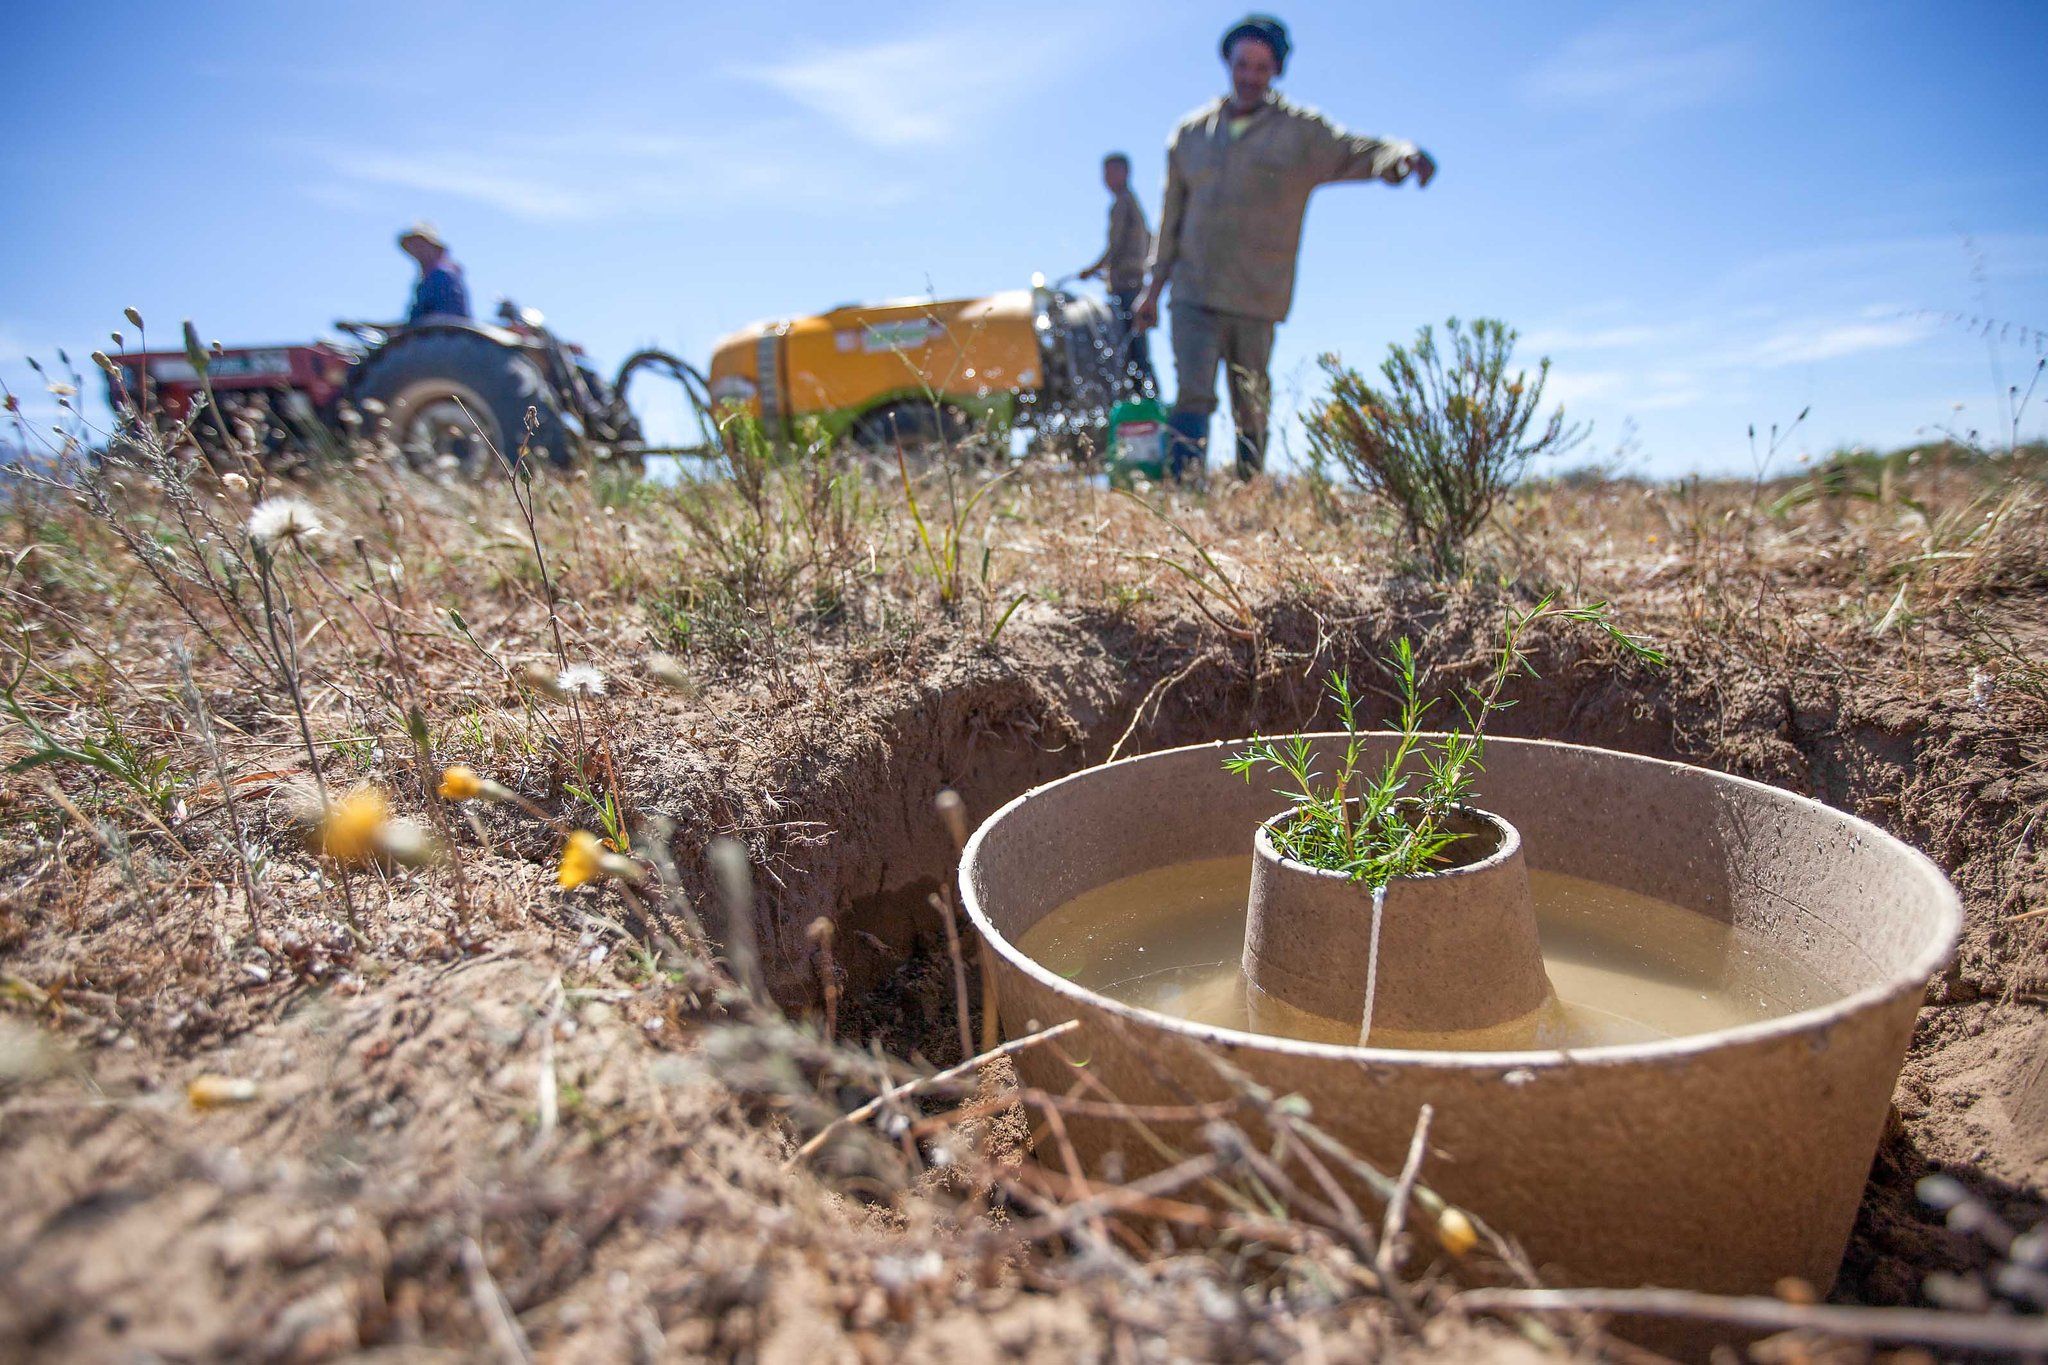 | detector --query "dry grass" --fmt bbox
[0,394,2044,1360]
